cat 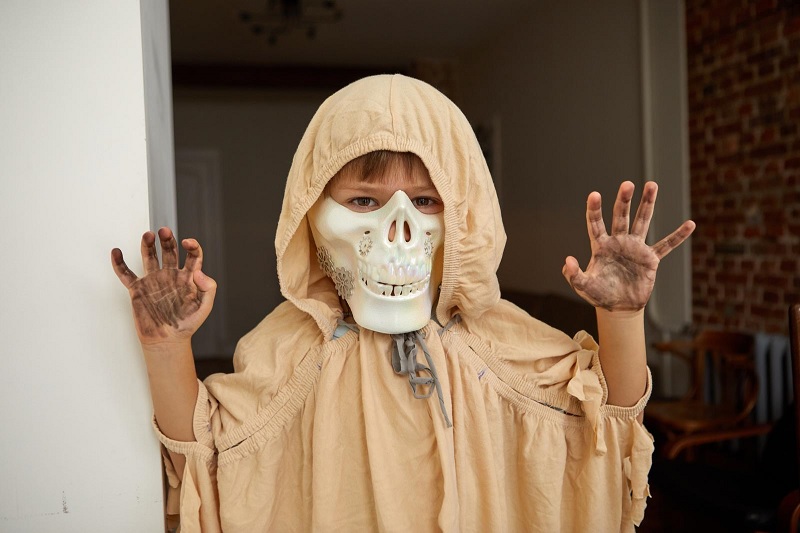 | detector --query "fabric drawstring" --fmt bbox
[390,330,453,428]
[436,314,461,335]
[333,319,360,339]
